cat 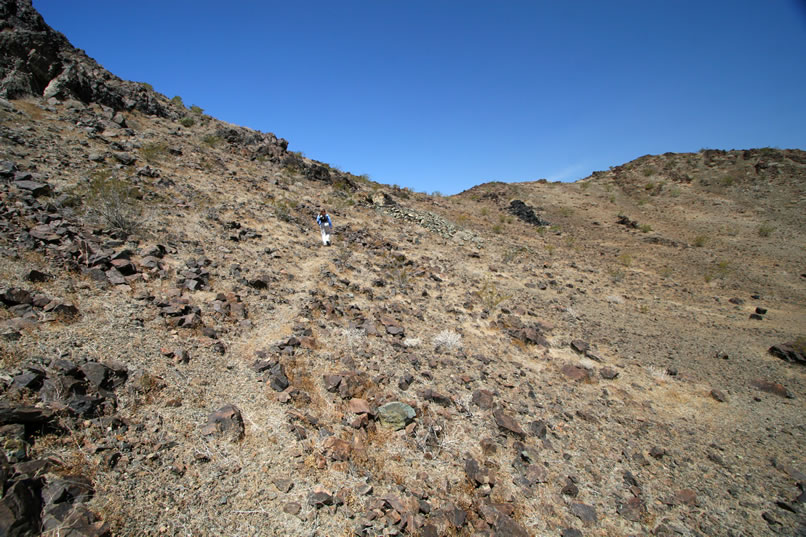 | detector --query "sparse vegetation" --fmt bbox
[179,116,195,128]
[83,170,143,237]
[433,330,462,351]
[609,268,625,283]
[705,259,732,282]
[758,223,775,237]
[140,141,168,163]
[639,223,652,233]
[201,134,223,147]
[3,12,805,537]
[618,253,633,267]
[170,95,184,107]
[473,279,511,312]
